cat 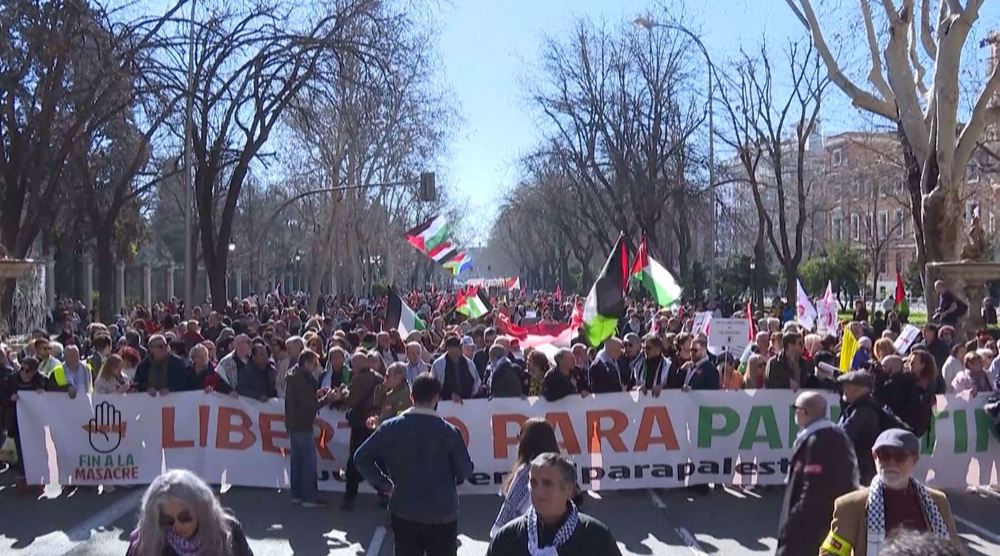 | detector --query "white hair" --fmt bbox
[133,470,233,556]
